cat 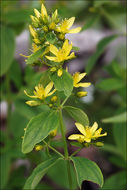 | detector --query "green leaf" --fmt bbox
[46,32,56,44]
[47,159,78,189]
[64,106,89,126]
[0,153,11,189]
[113,123,126,160]
[102,112,126,123]
[101,171,127,190]
[22,110,59,153]
[24,157,61,190]
[0,25,15,76]
[96,78,125,91]
[50,70,73,97]
[71,156,103,187]
[86,35,118,74]
[109,155,127,168]
[100,144,122,156]
[81,14,100,31]
[26,47,46,65]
